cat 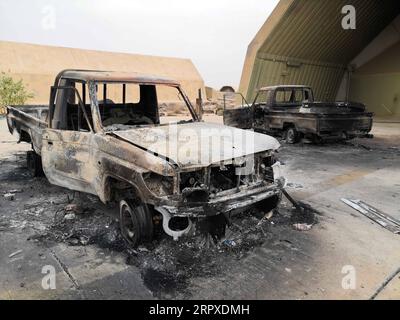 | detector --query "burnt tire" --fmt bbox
[27,151,44,177]
[285,127,299,144]
[119,200,153,247]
